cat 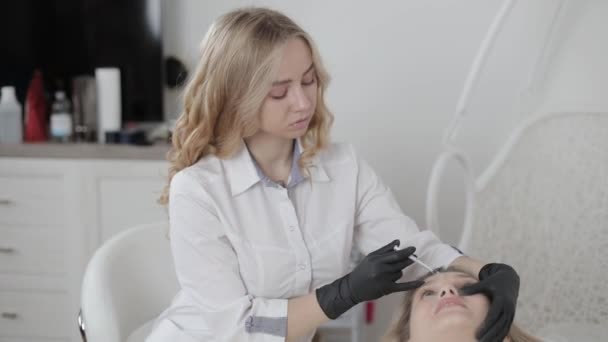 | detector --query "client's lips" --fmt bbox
[435,297,467,314]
